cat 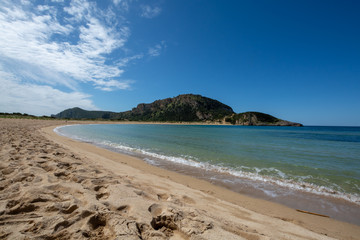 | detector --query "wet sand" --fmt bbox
[1,118,359,239]
[138,156,360,225]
